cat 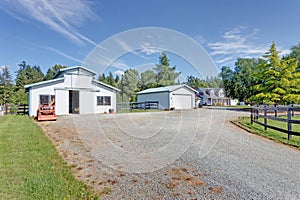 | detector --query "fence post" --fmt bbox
[274,104,277,118]
[291,104,294,117]
[4,104,8,115]
[287,107,292,140]
[250,107,253,125]
[264,105,267,130]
